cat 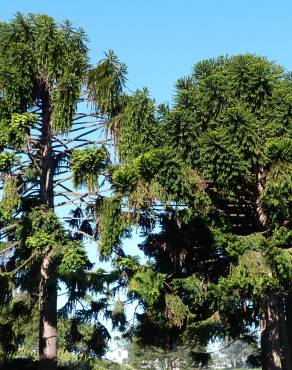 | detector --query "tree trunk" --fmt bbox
[261,294,282,370]
[38,89,57,370]
[282,293,292,370]
[278,296,292,370]
[39,251,57,370]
